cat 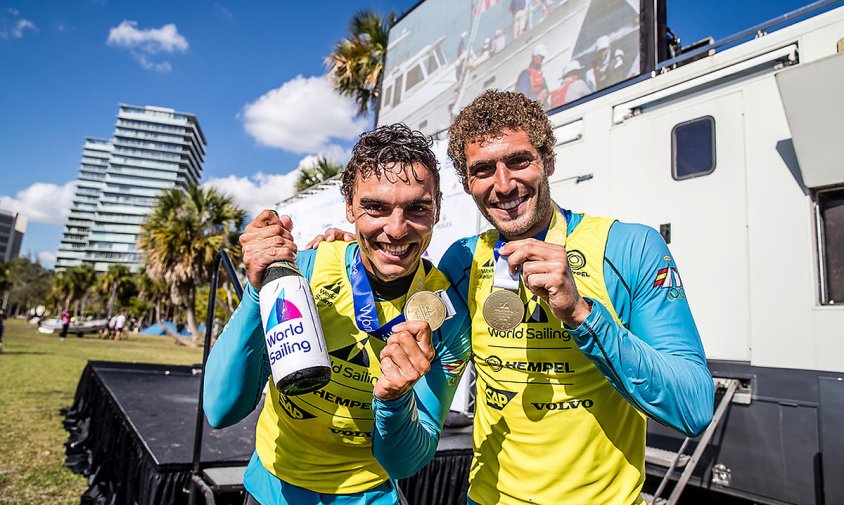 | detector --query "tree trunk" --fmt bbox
[185,286,201,342]
[155,301,197,348]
